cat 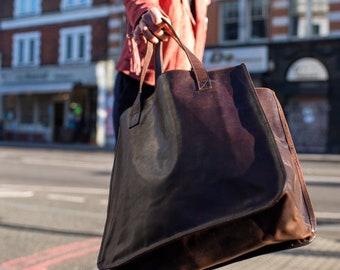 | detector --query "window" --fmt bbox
[59,26,92,64]
[3,96,17,123]
[37,95,51,127]
[20,95,34,124]
[222,0,239,41]
[221,0,268,42]
[14,0,41,17]
[61,0,93,10]
[290,0,329,38]
[250,0,268,39]
[12,32,41,67]
[17,95,51,126]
